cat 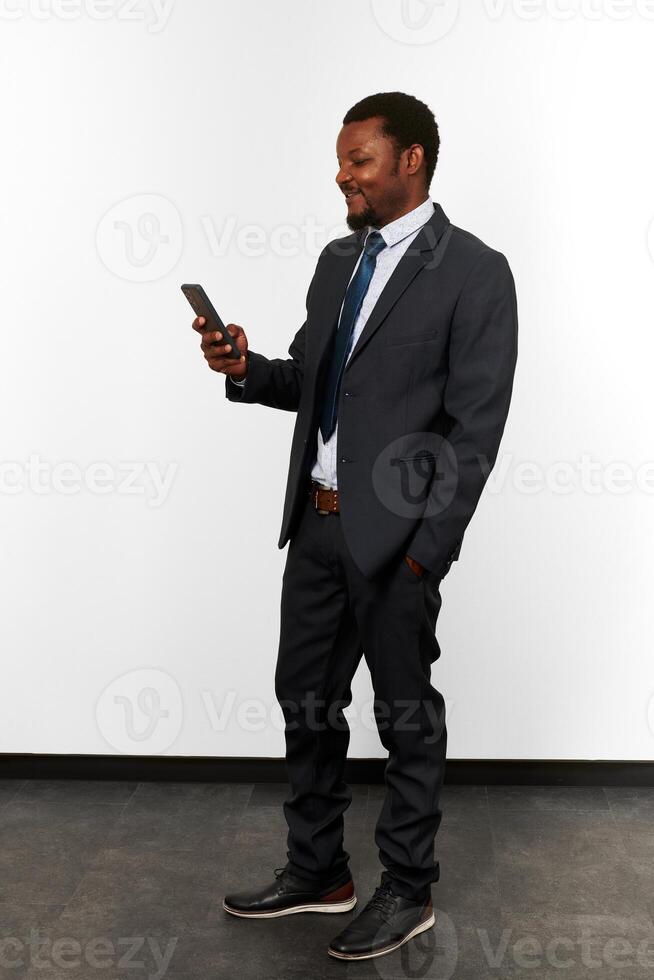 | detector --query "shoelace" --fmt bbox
[365,884,398,921]
[272,866,293,893]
